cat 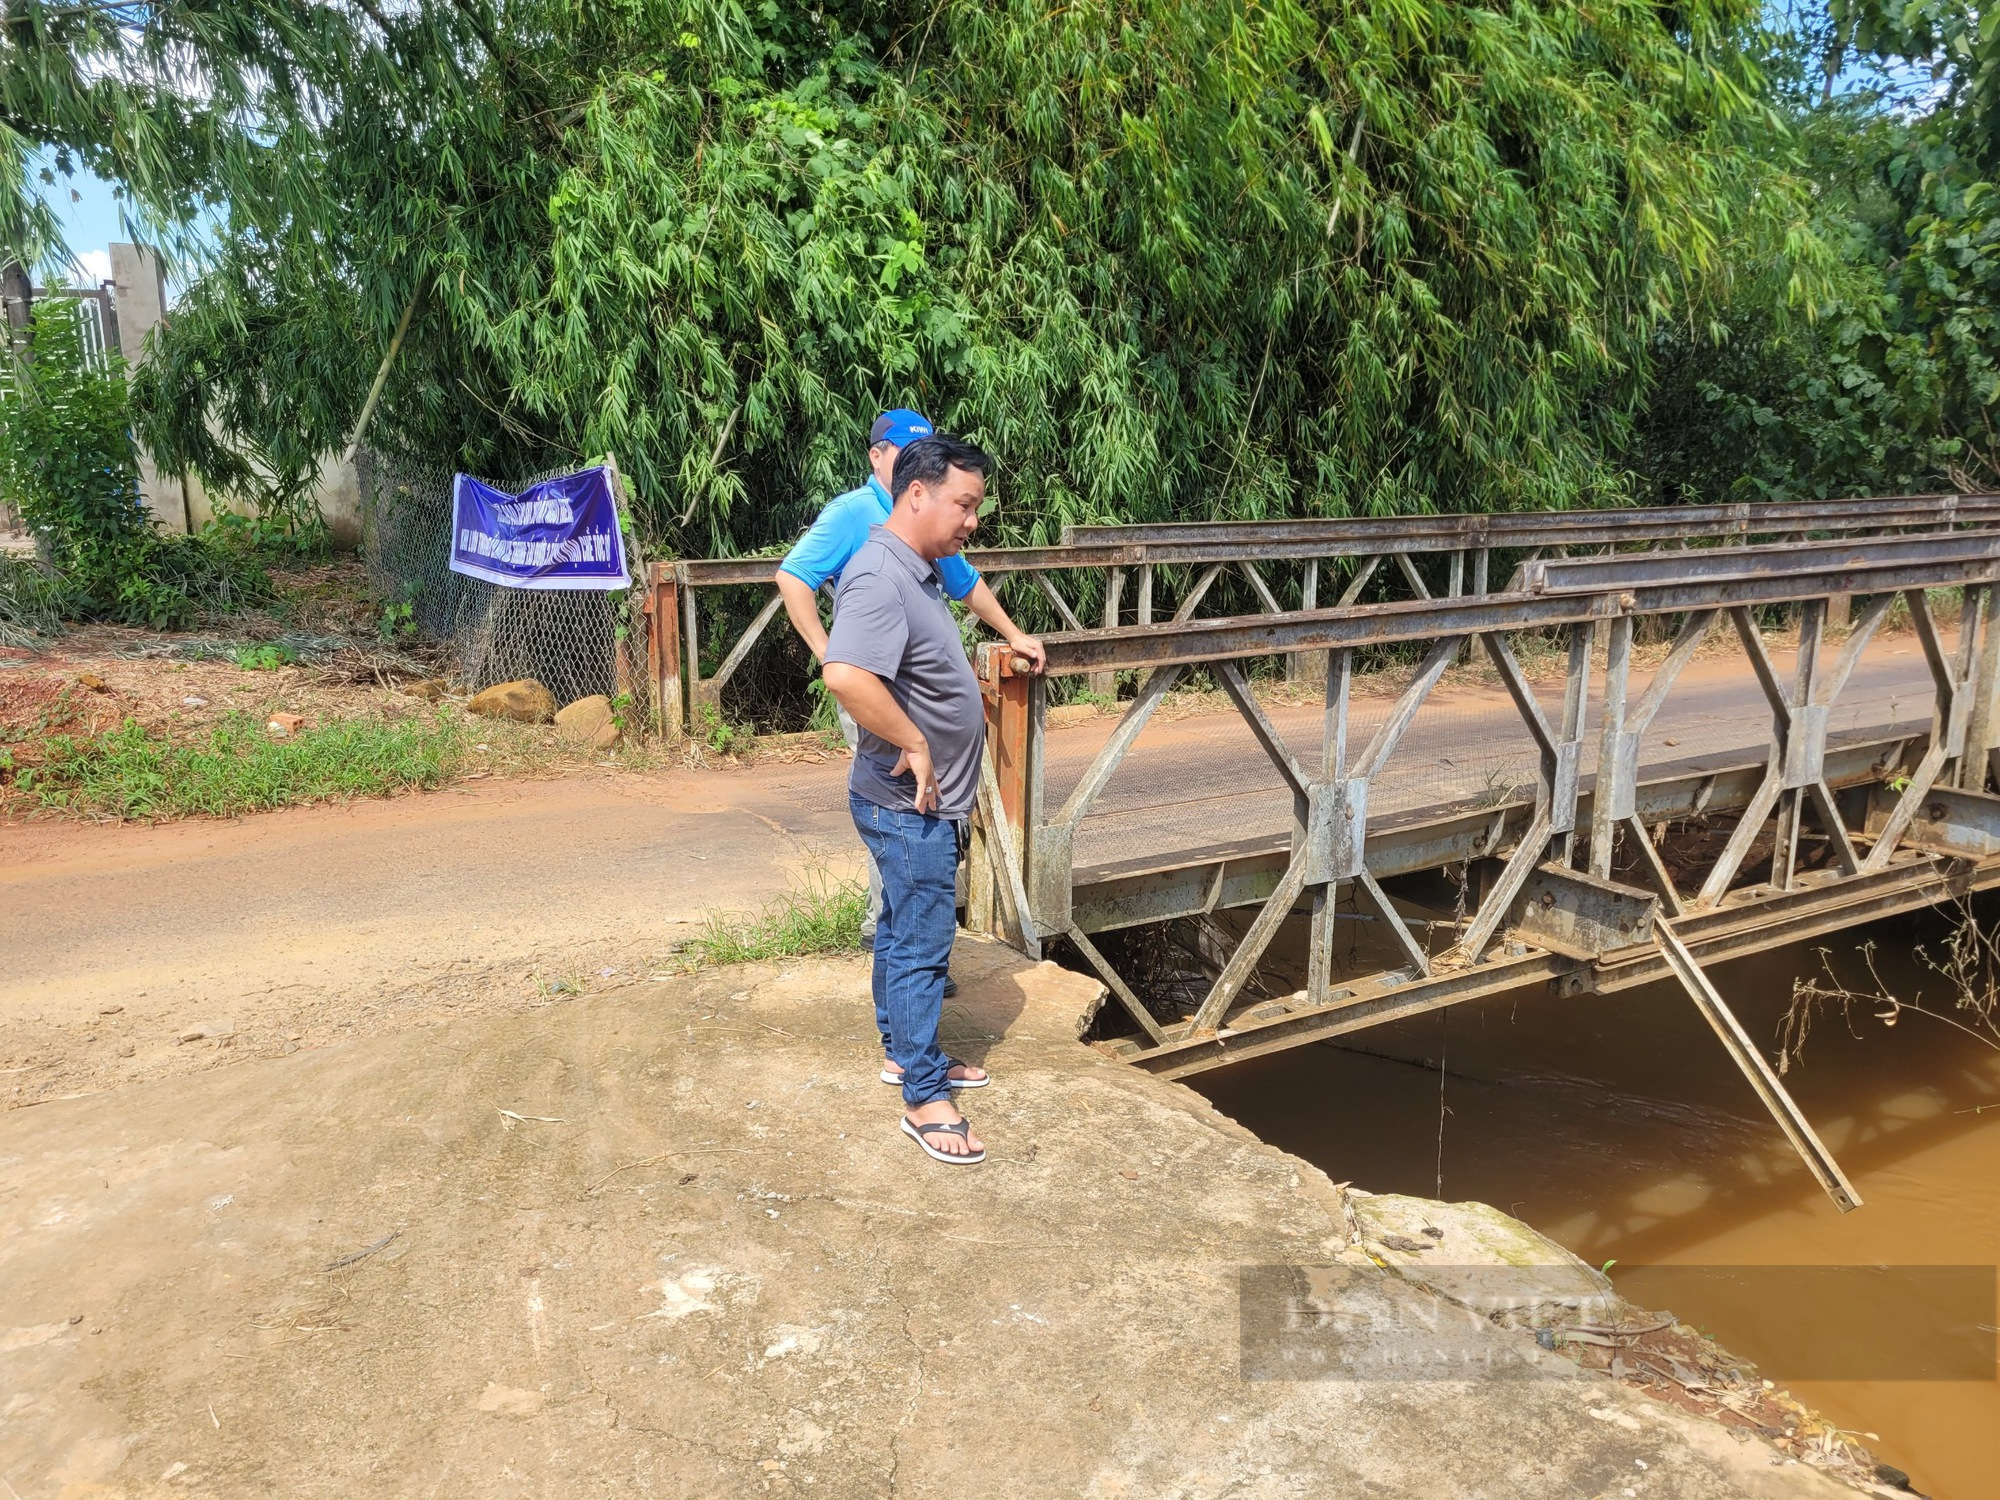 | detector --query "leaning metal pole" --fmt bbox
[1653,919,1863,1212]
